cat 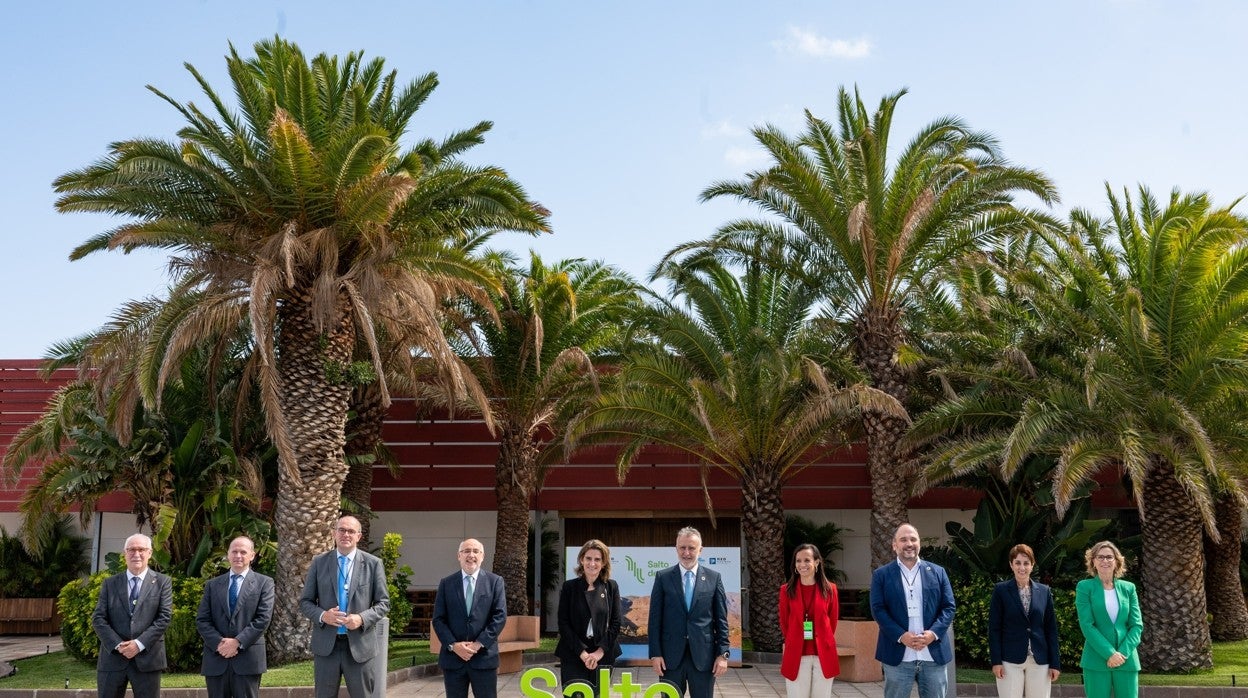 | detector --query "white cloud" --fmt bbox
[774,27,871,60]
[701,119,747,139]
[724,146,770,169]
